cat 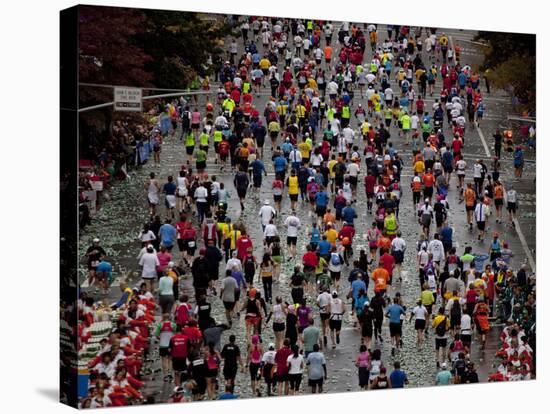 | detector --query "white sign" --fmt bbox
[114,87,142,111]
